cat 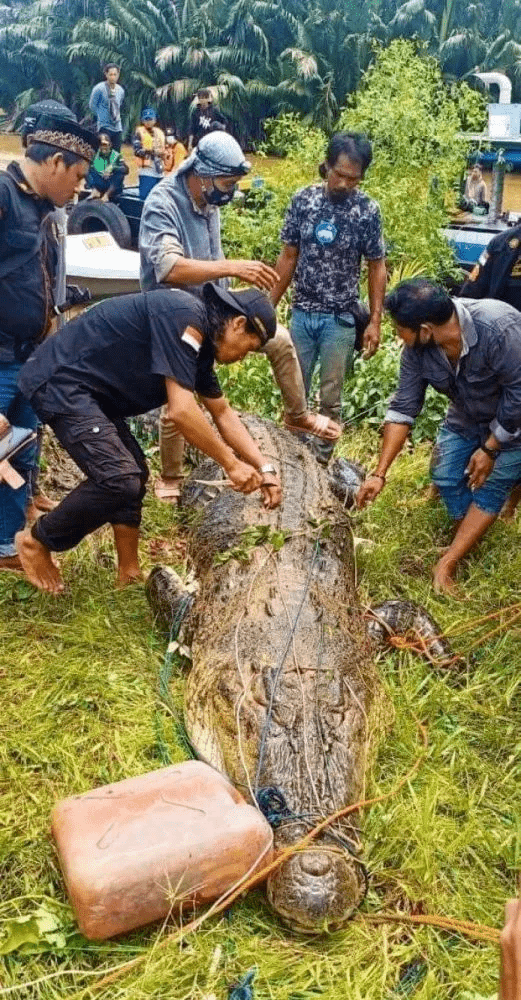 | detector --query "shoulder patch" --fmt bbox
[508,237,520,250]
